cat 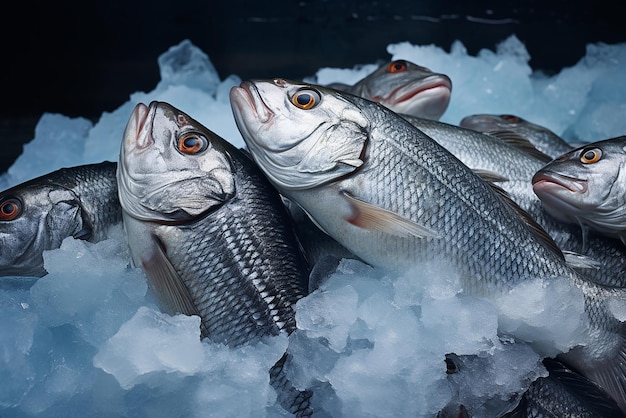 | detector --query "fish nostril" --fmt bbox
[273,78,286,87]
